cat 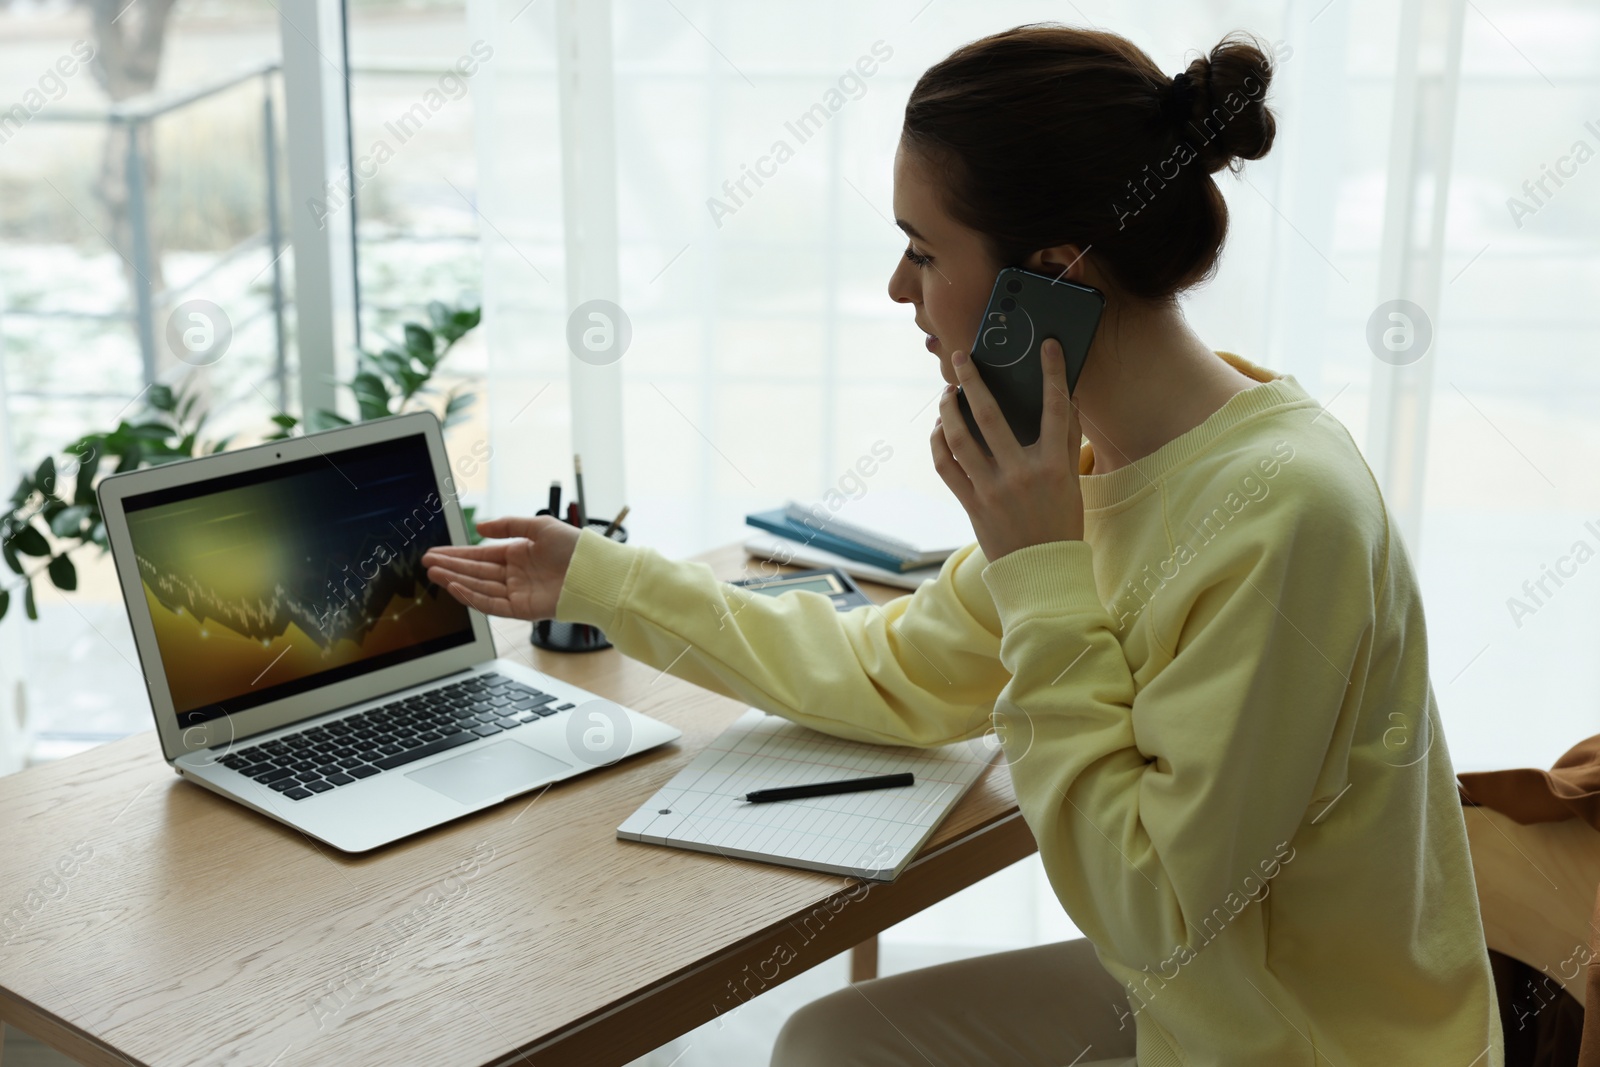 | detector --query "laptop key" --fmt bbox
[372,730,479,770]
[325,772,355,786]
[471,723,502,736]
[349,765,380,778]
[269,779,300,792]
[306,780,334,793]
[554,703,575,712]
[254,767,295,784]
[495,717,521,729]
[518,712,540,723]
[285,787,313,800]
